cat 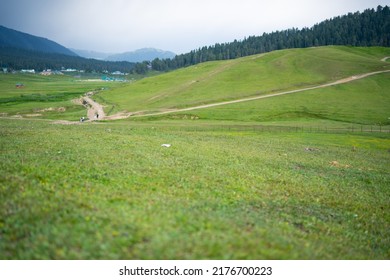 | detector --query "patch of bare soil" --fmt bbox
[82,96,106,121]
[329,161,351,168]
[104,112,133,120]
[51,120,80,125]
[35,107,66,113]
